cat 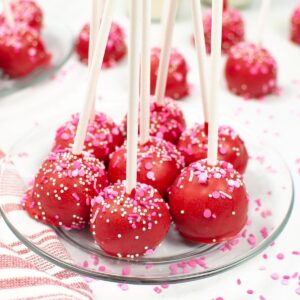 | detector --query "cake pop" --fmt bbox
[177,124,248,174]
[203,4,245,54]
[225,42,277,99]
[0,0,43,33]
[90,181,171,258]
[291,4,300,45]
[0,25,51,78]
[122,97,186,145]
[150,47,189,100]
[76,22,127,68]
[23,150,109,229]
[169,159,248,243]
[53,112,124,164]
[108,137,185,198]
